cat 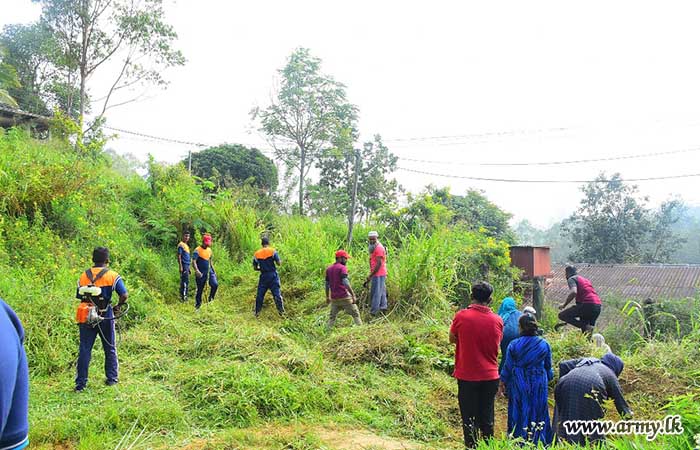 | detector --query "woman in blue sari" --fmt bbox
[500,314,554,445]
[498,297,522,372]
